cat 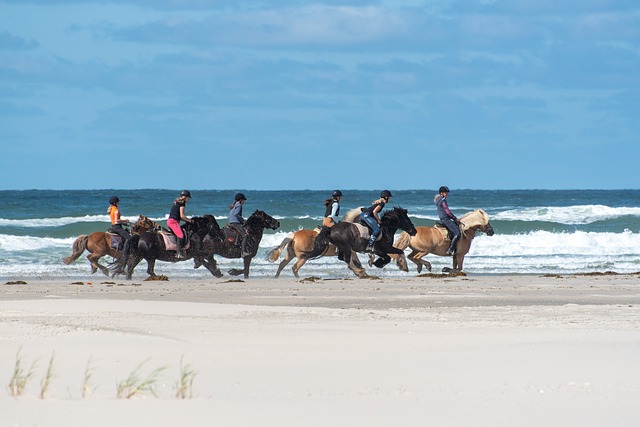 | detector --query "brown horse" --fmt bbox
[393,209,494,273]
[267,207,383,278]
[63,215,157,275]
